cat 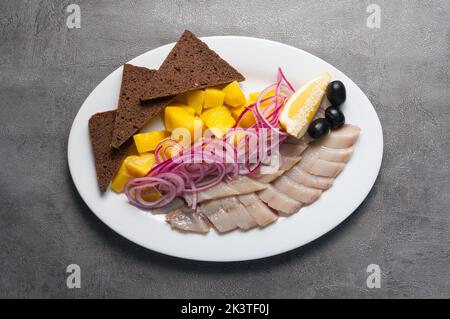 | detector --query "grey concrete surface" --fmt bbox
[0,0,449,298]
